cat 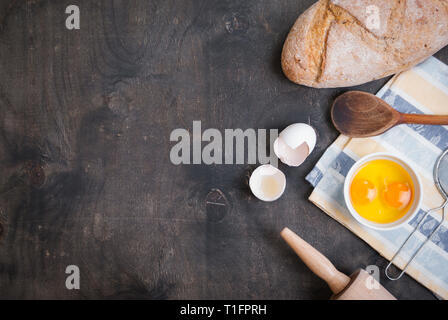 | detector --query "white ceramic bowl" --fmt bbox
[343,153,422,230]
